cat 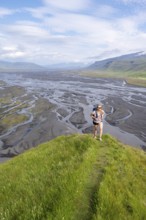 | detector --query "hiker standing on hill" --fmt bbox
[90,104,104,141]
